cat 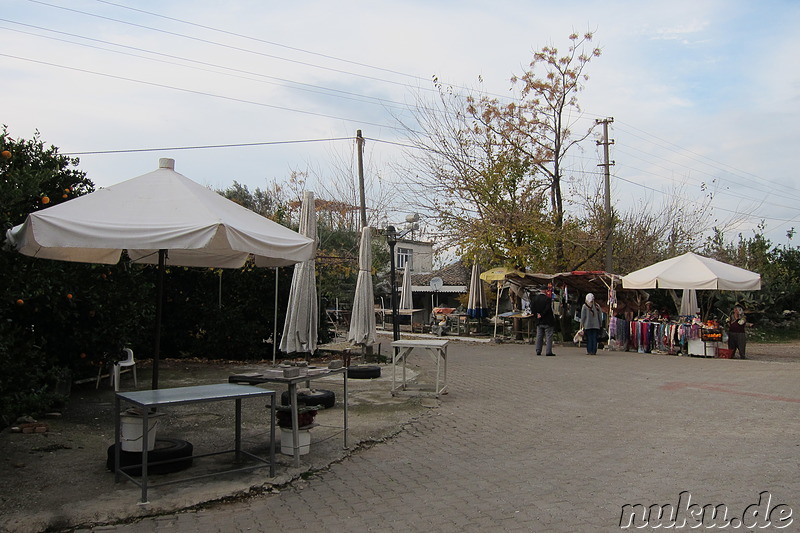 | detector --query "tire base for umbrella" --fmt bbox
[280,389,336,409]
[347,365,381,379]
[106,438,193,476]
